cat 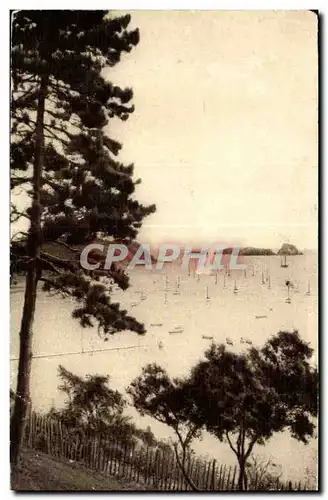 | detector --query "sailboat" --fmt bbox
[173,276,180,295]
[306,280,311,296]
[285,285,292,304]
[281,255,288,268]
[169,325,184,334]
